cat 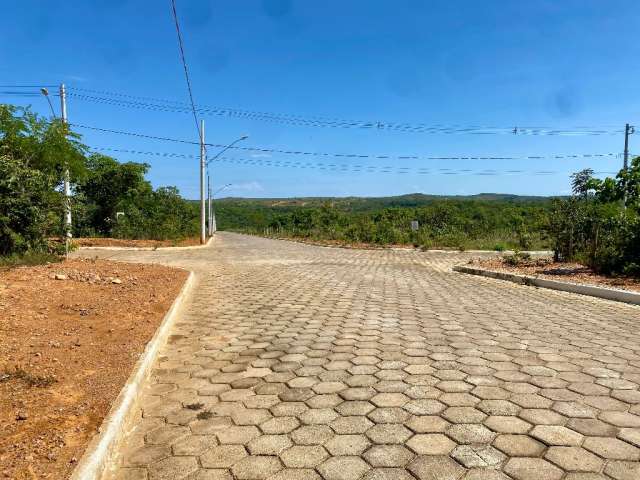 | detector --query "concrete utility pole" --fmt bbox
[200,120,206,244]
[623,123,635,208]
[60,84,72,257]
[207,175,212,236]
